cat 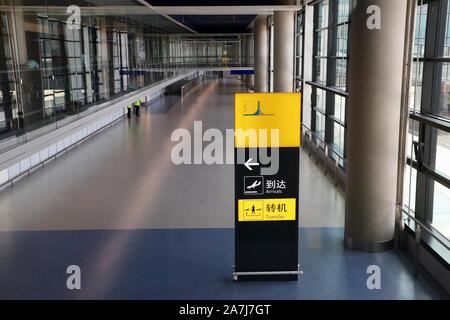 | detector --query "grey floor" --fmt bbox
[0,78,344,231]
